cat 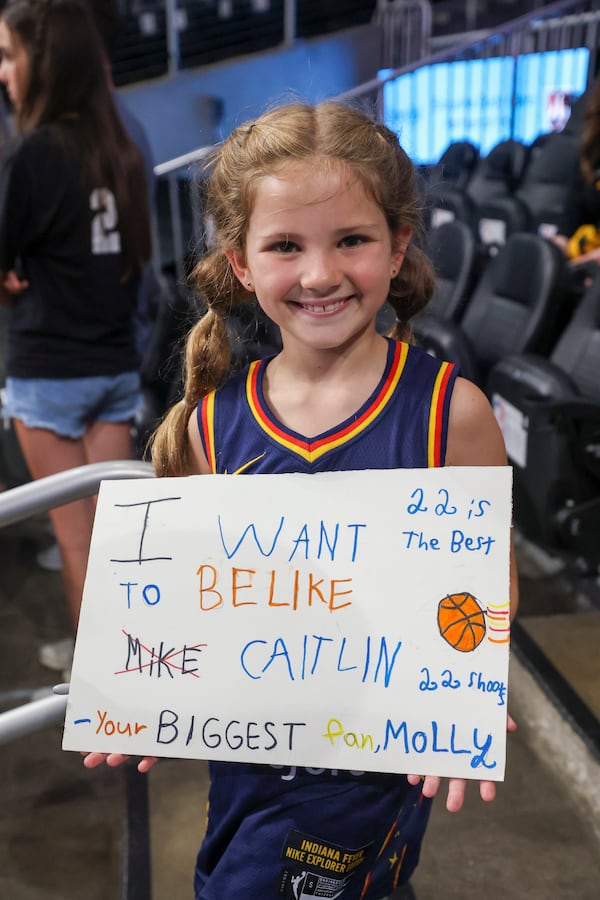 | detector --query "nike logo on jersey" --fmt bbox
[228,452,267,475]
